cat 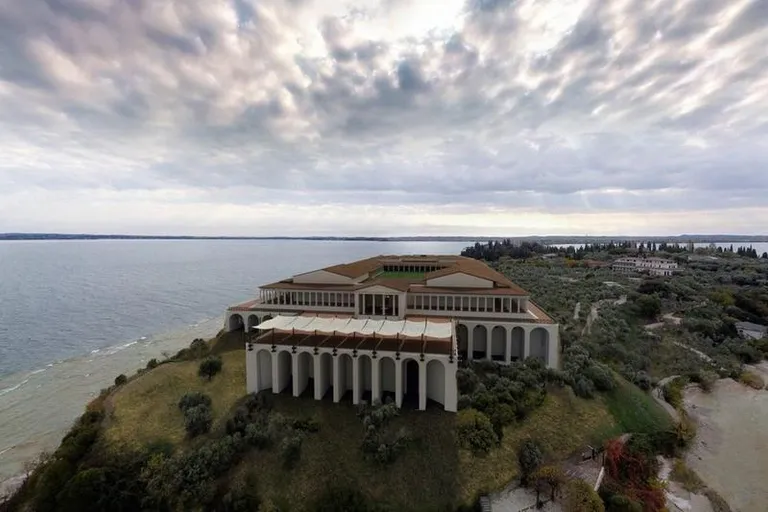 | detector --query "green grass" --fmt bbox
[458,388,616,501]
[104,348,246,451]
[102,344,618,510]
[603,378,674,434]
[253,396,459,511]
